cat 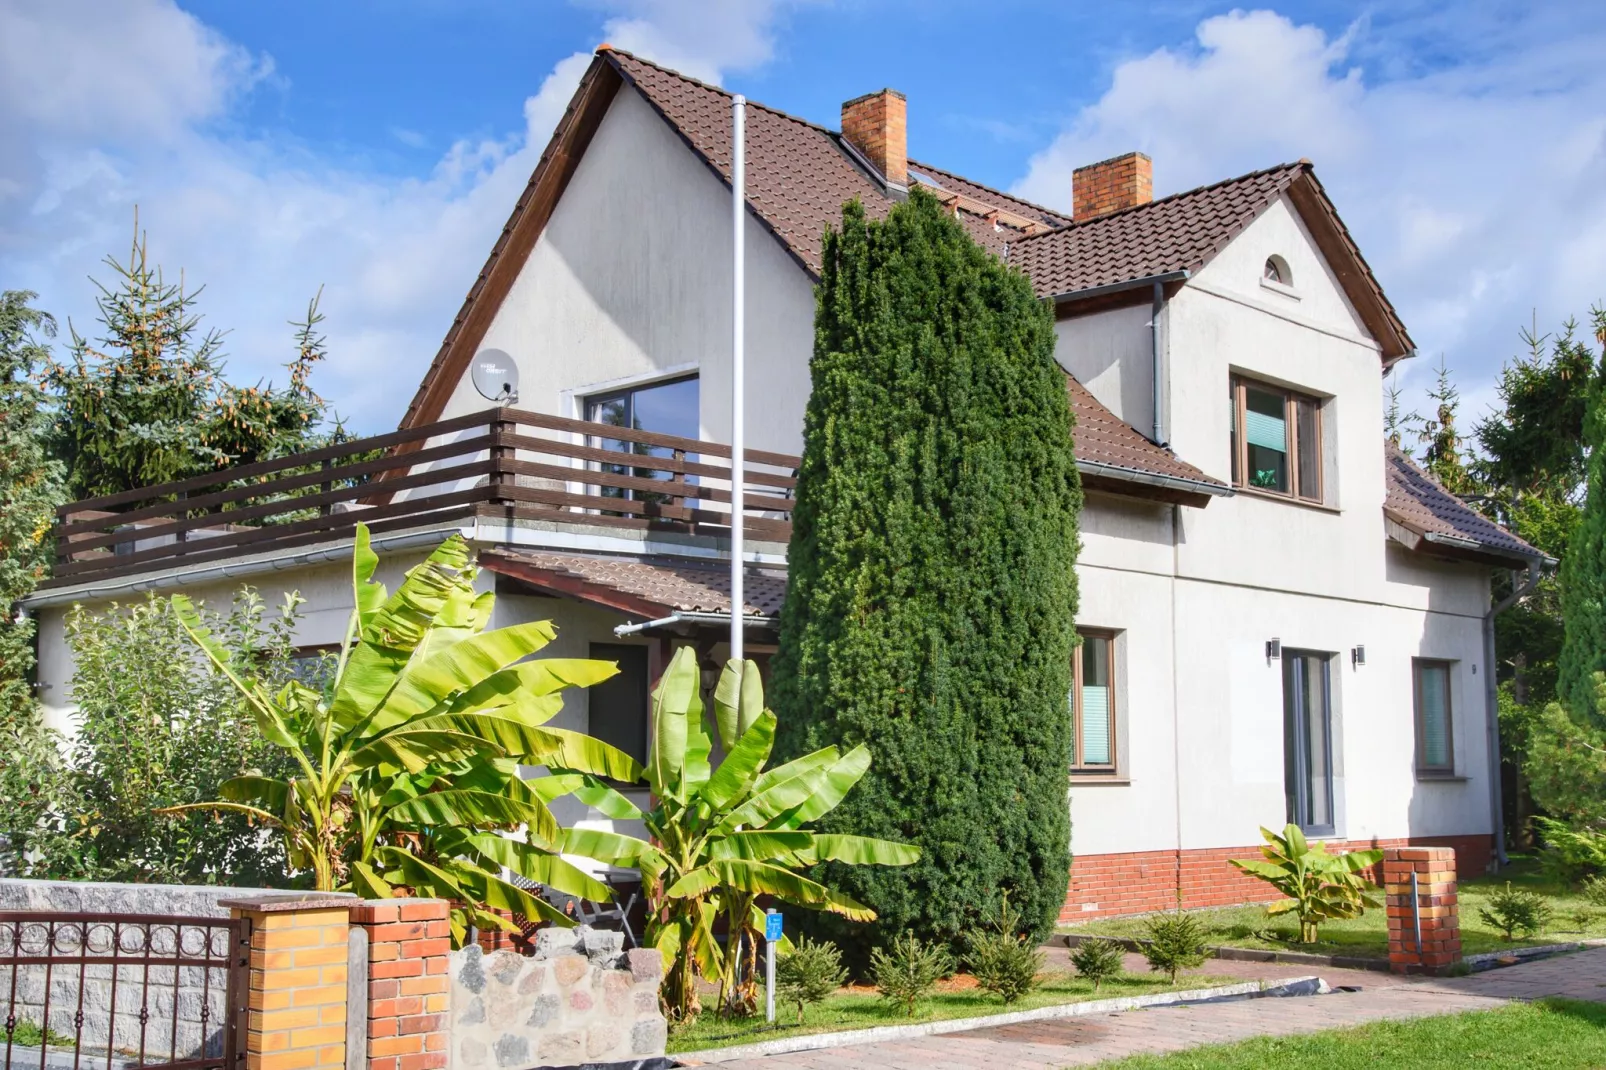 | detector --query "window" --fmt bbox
[584,375,699,504]
[1230,376,1323,502]
[588,643,650,769]
[1264,255,1291,286]
[1071,630,1116,772]
[1414,659,1455,775]
[1283,650,1335,834]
